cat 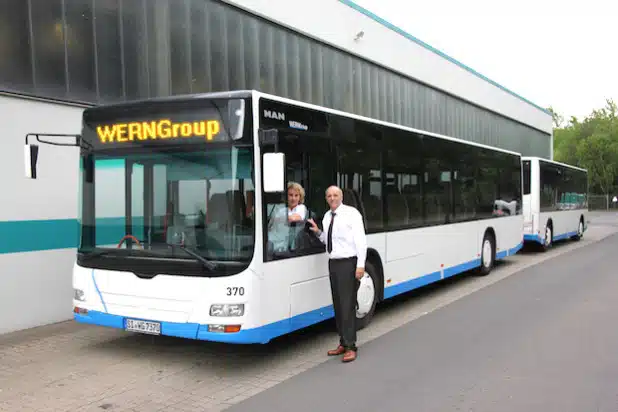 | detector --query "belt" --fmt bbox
[329,256,357,261]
